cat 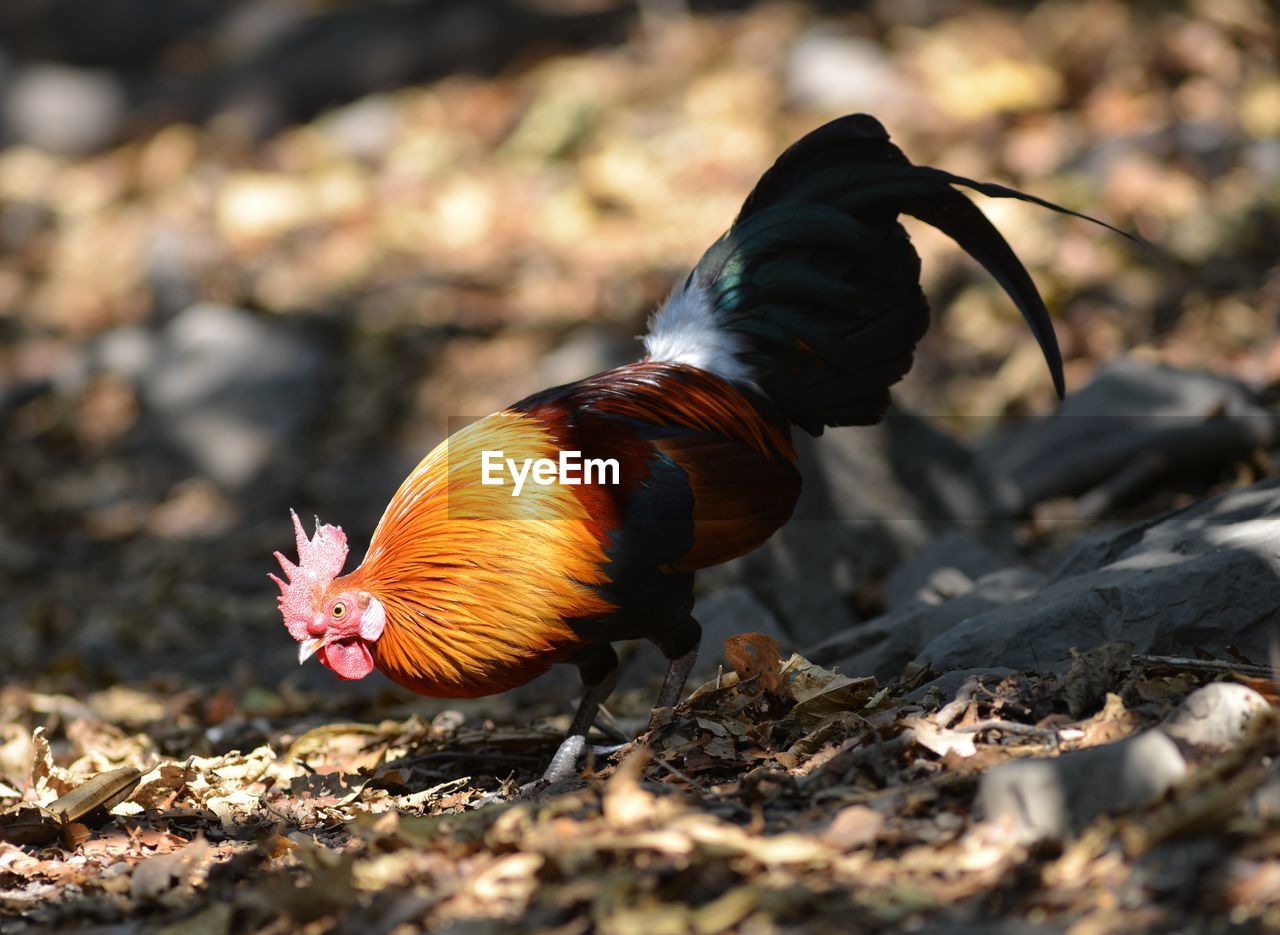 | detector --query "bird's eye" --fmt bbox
[332,602,346,619]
